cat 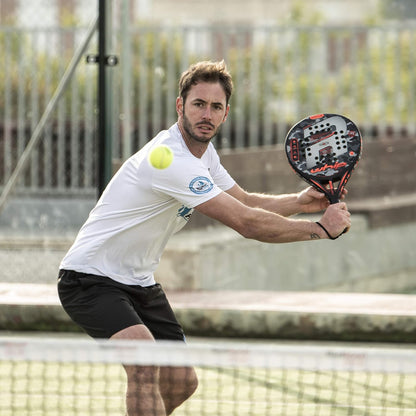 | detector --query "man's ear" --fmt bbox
[176,97,183,117]
[223,104,230,122]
